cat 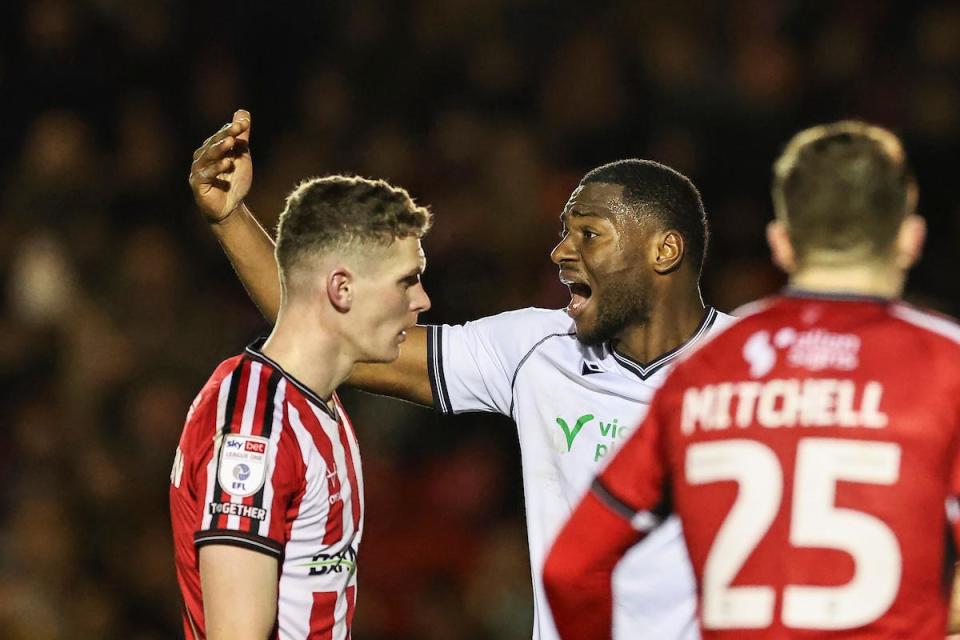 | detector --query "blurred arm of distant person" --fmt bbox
[189,110,433,406]
[200,545,278,640]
